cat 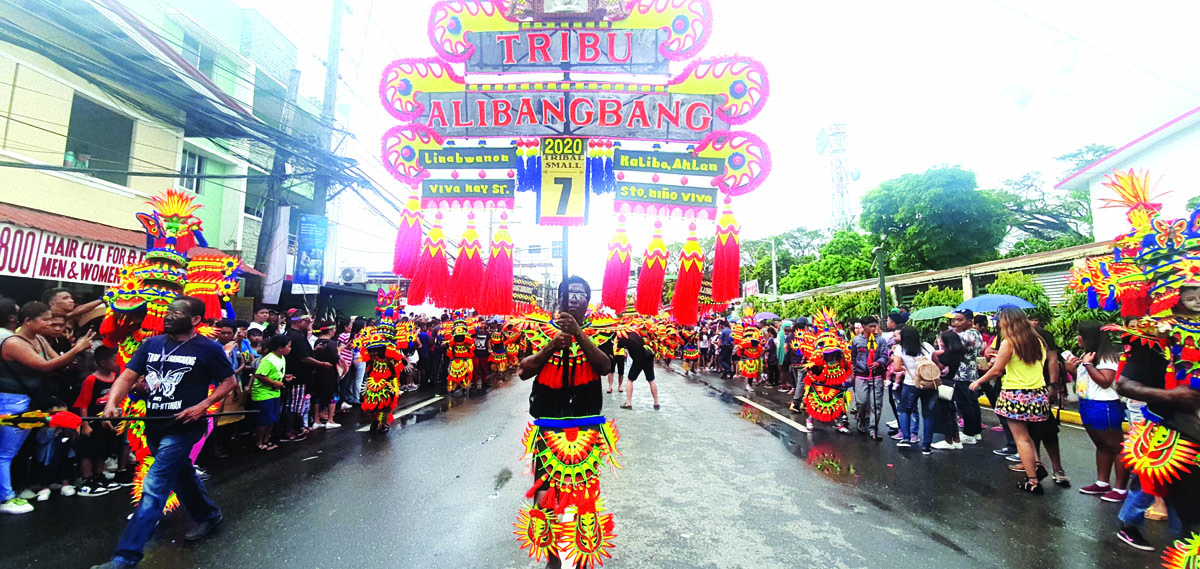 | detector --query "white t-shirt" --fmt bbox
[248,322,267,332]
[1076,358,1120,401]
[893,343,934,387]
